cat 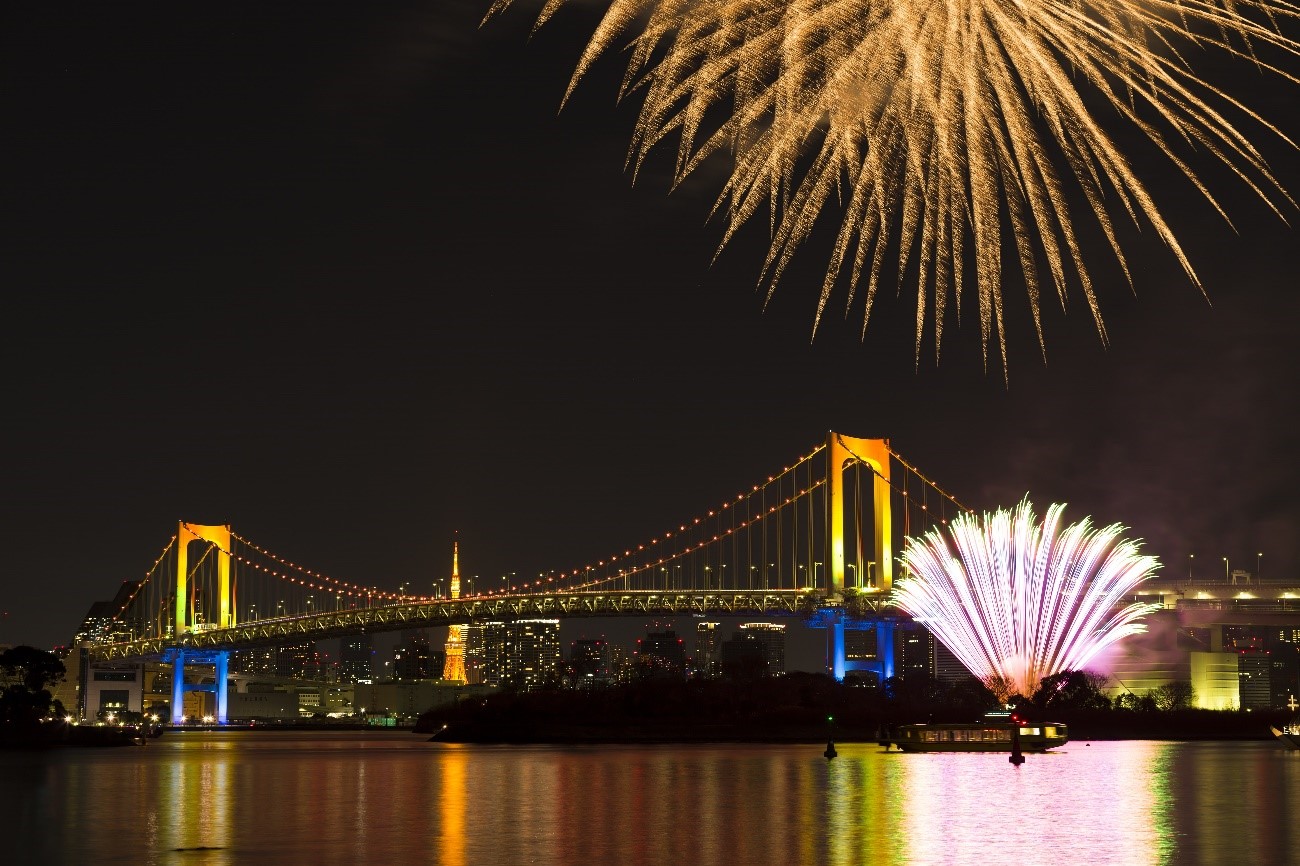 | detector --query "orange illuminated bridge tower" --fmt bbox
[442,539,467,683]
